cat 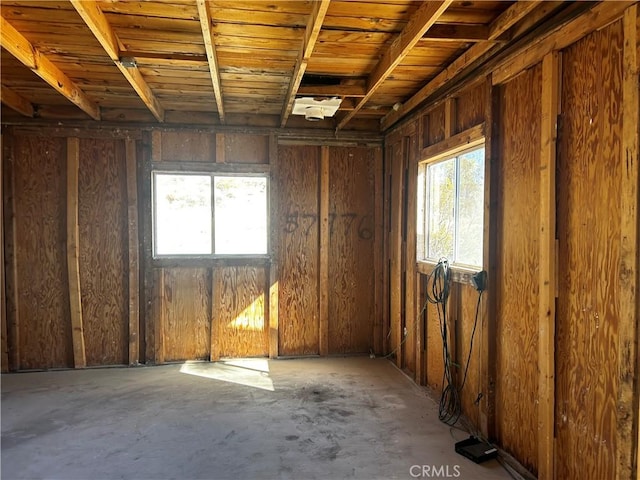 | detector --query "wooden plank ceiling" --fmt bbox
[0,0,580,131]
